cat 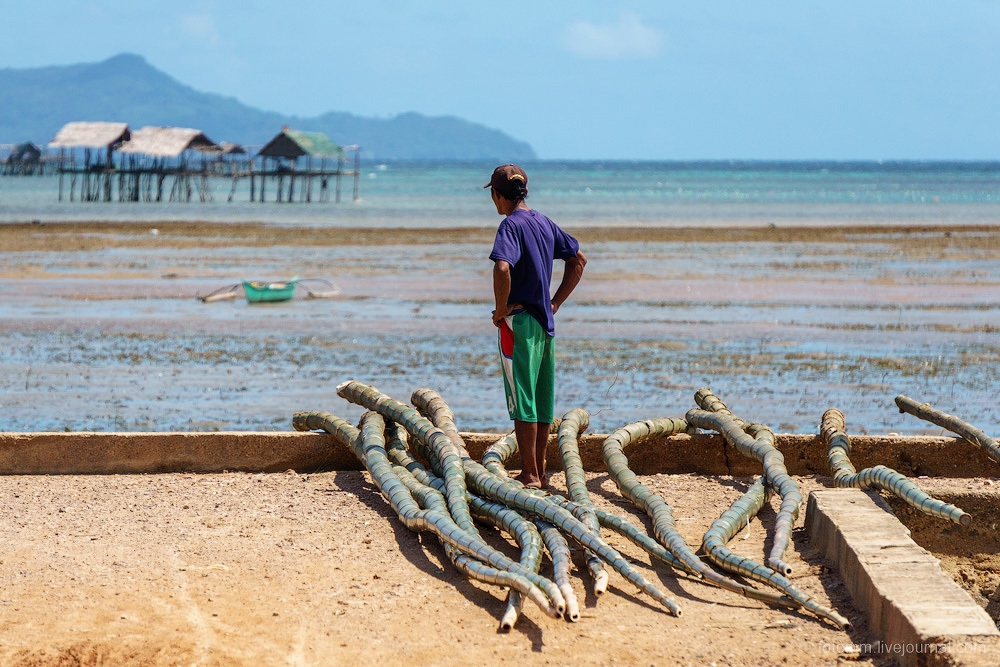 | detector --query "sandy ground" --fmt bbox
[882,476,1000,616]
[0,470,895,667]
[1,221,999,665]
